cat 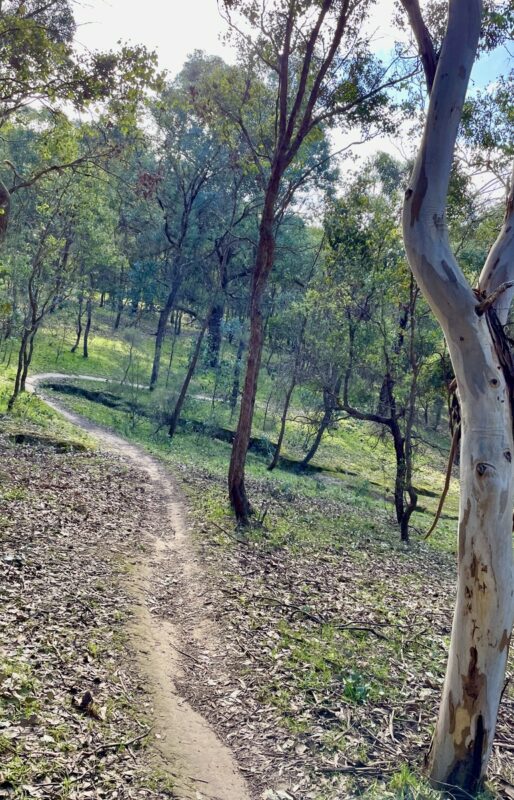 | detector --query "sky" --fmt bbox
[72,0,507,84]
[72,0,510,169]
[73,0,236,76]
